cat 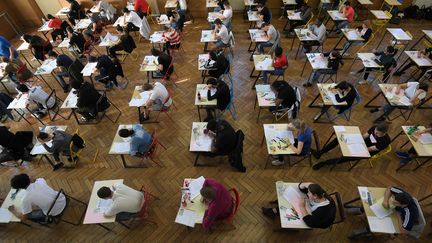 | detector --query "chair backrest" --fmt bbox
[136,185,152,219]
[409,198,426,239]
[371,144,392,159]
[226,188,240,224]
[68,59,84,84]
[228,31,235,47]
[328,191,345,225]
